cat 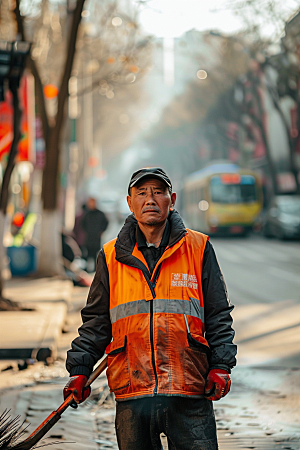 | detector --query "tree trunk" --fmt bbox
[38,209,65,276]
[248,78,279,196]
[252,115,278,195]
[42,126,62,211]
[37,0,85,276]
[42,0,85,210]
